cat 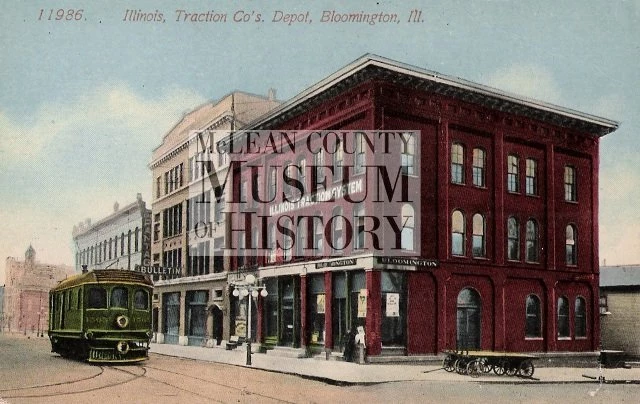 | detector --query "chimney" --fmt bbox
[268,88,276,101]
